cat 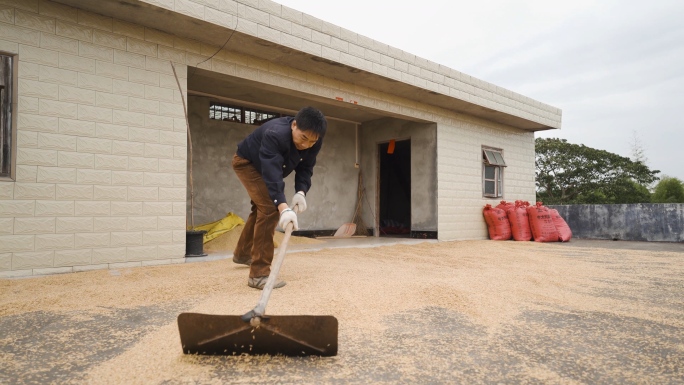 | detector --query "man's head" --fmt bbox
[291,107,327,150]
